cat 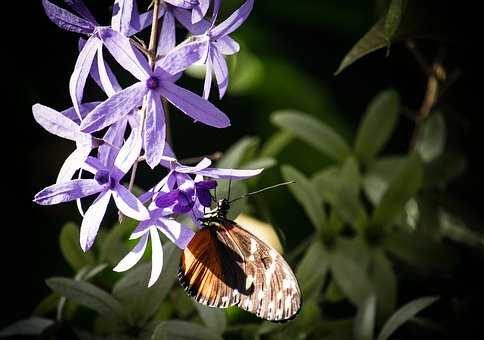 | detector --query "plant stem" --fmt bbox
[121,1,162,222]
